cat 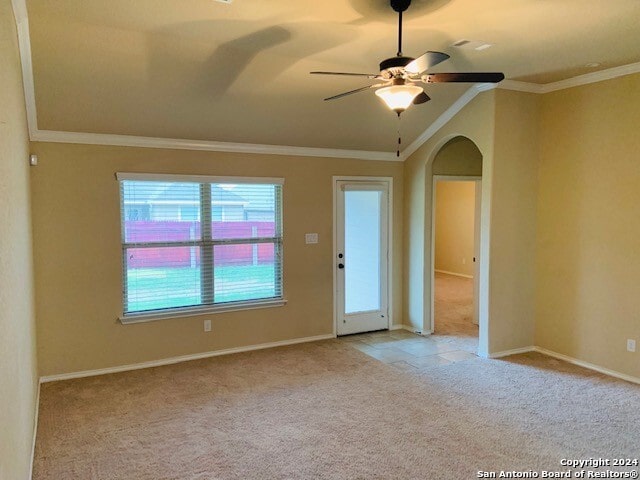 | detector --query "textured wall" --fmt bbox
[490,89,539,353]
[403,91,495,355]
[432,136,483,176]
[30,143,403,376]
[435,181,476,277]
[536,73,640,378]
[0,0,39,478]
[404,88,540,357]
